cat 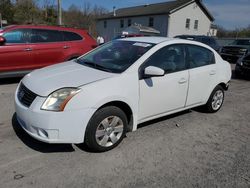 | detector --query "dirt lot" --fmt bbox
[0,69,249,188]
